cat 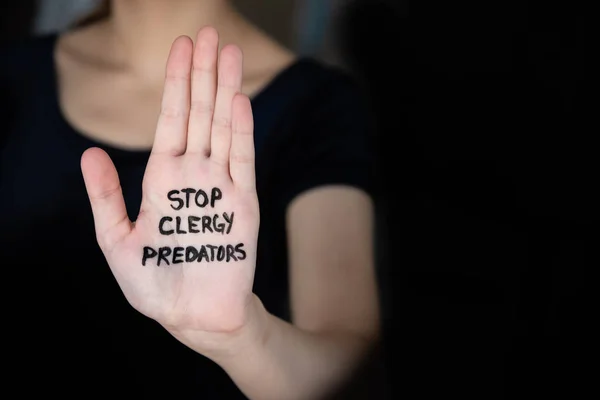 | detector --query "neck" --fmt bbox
[106,0,242,79]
